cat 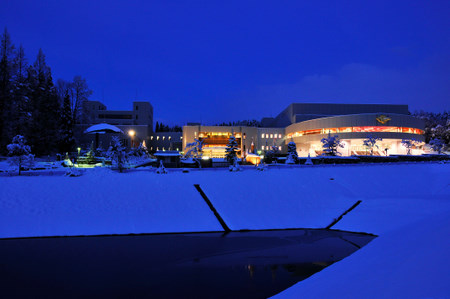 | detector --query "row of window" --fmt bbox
[261,133,283,139]
[150,136,182,141]
[286,126,424,138]
[150,147,180,151]
[261,145,282,151]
